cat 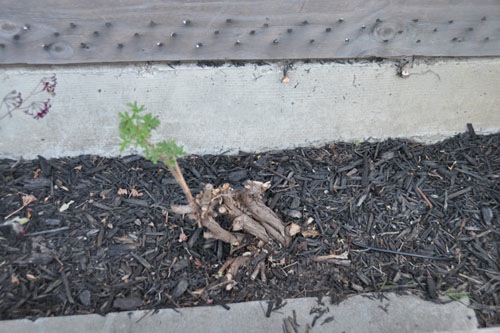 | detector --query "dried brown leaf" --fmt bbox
[117,188,128,196]
[113,236,137,244]
[22,194,37,206]
[288,223,301,237]
[179,233,188,242]
[313,251,350,262]
[26,273,37,281]
[130,188,143,197]
[301,229,320,238]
